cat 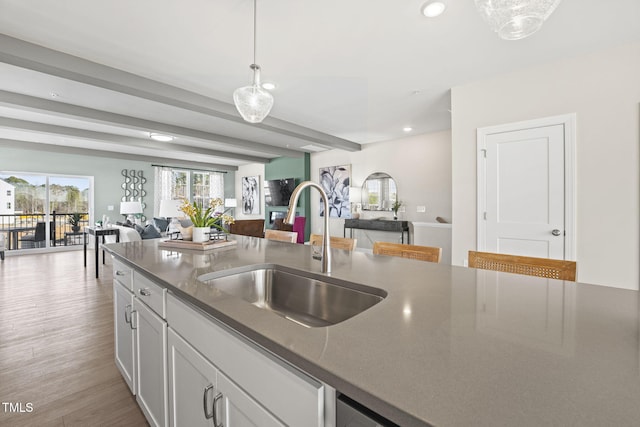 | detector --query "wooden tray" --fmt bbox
[158,238,237,251]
